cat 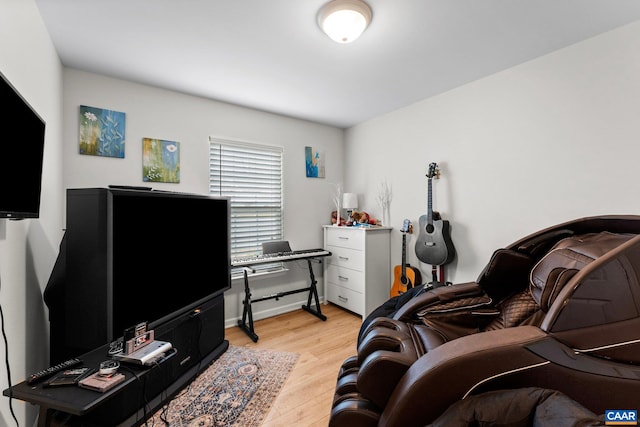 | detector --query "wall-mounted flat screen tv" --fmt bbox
[0,70,46,219]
